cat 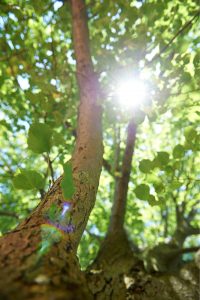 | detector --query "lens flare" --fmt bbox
[117,79,146,109]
